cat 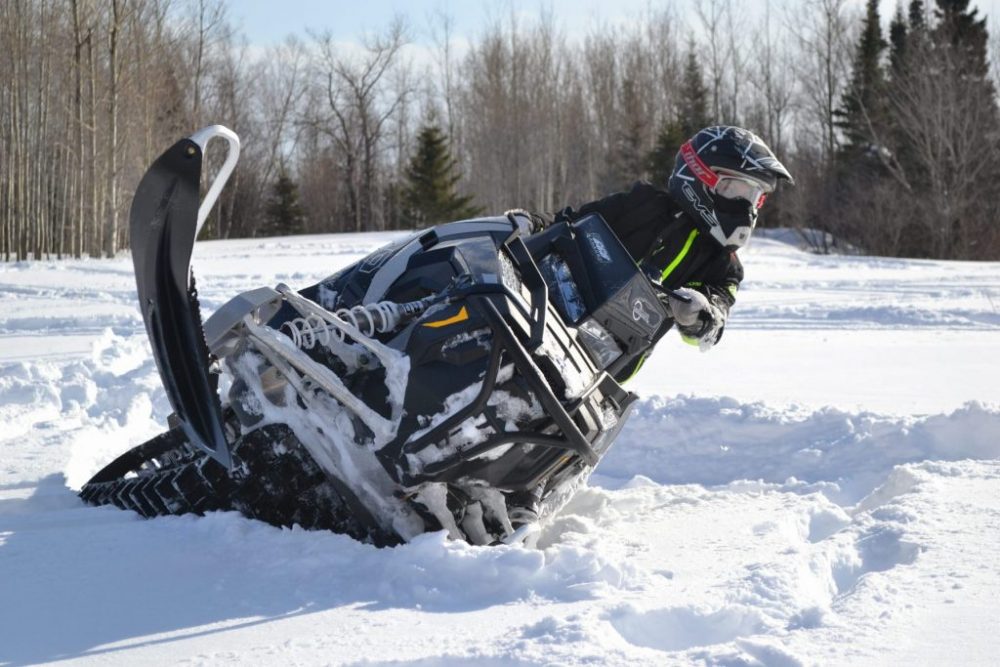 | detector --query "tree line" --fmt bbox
[1,0,998,262]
